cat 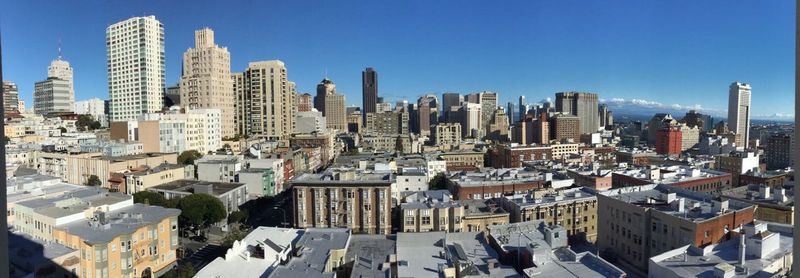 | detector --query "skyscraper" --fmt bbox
[48,51,74,101]
[442,92,462,122]
[180,28,235,138]
[598,104,609,128]
[362,67,378,125]
[231,72,249,135]
[506,101,517,123]
[728,81,751,148]
[2,81,19,113]
[479,91,498,137]
[297,93,313,112]
[107,16,165,122]
[518,95,527,121]
[555,92,599,134]
[417,94,439,136]
[316,78,346,131]
[240,60,294,140]
[34,77,73,115]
